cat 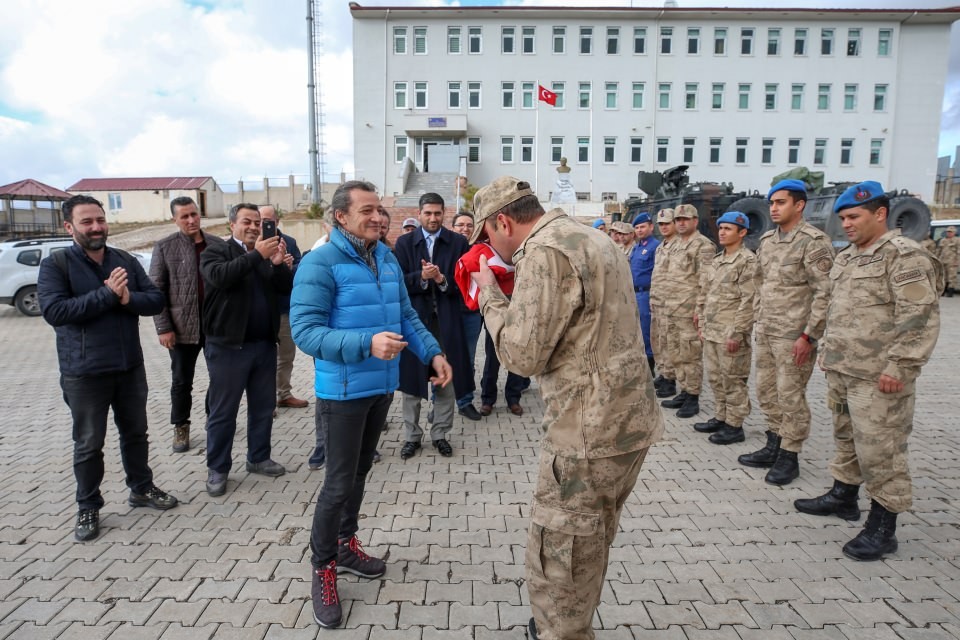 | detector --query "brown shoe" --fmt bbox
[278,396,309,408]
[508,404,524,416]
[172,422,190,453]
[480,404,493,416]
